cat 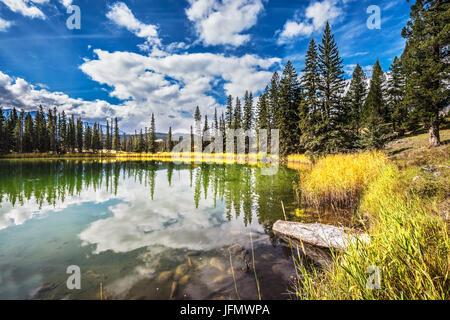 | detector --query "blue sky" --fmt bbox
[0,0,412,133]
